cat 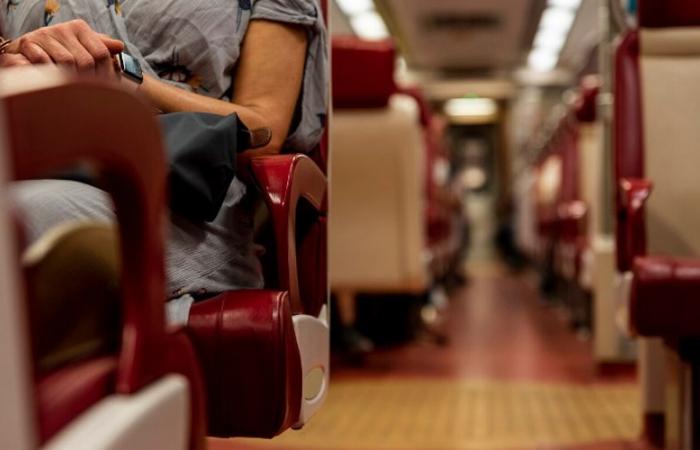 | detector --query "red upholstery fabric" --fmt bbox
[187,290,302,438]
[631,256,700,337]
[332,36,396,109]
[618,177,652,269]
[559,122,579,206]
[575,79,600,123]
[557,201,587,243]
[613,31,646,272]
[36,357,116,443]
[638,0,700,28]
